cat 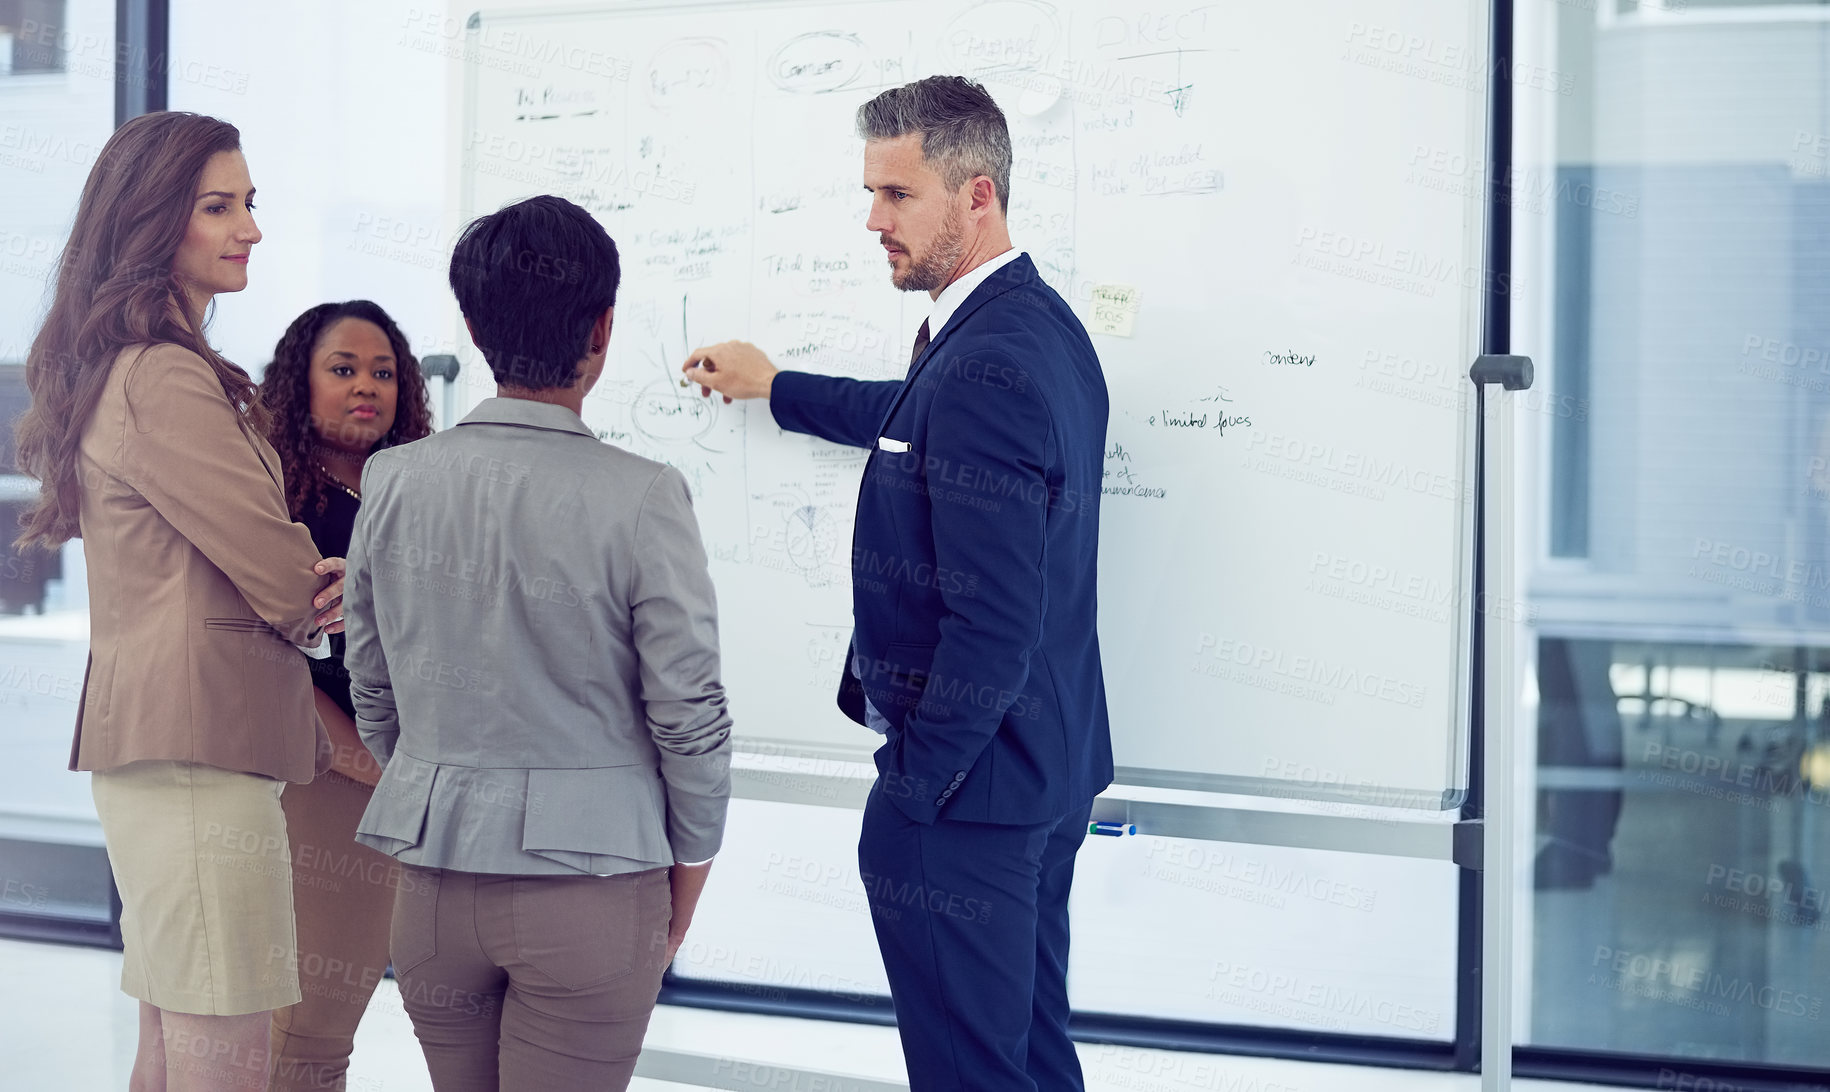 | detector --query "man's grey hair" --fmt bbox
[856,76,1012,212]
